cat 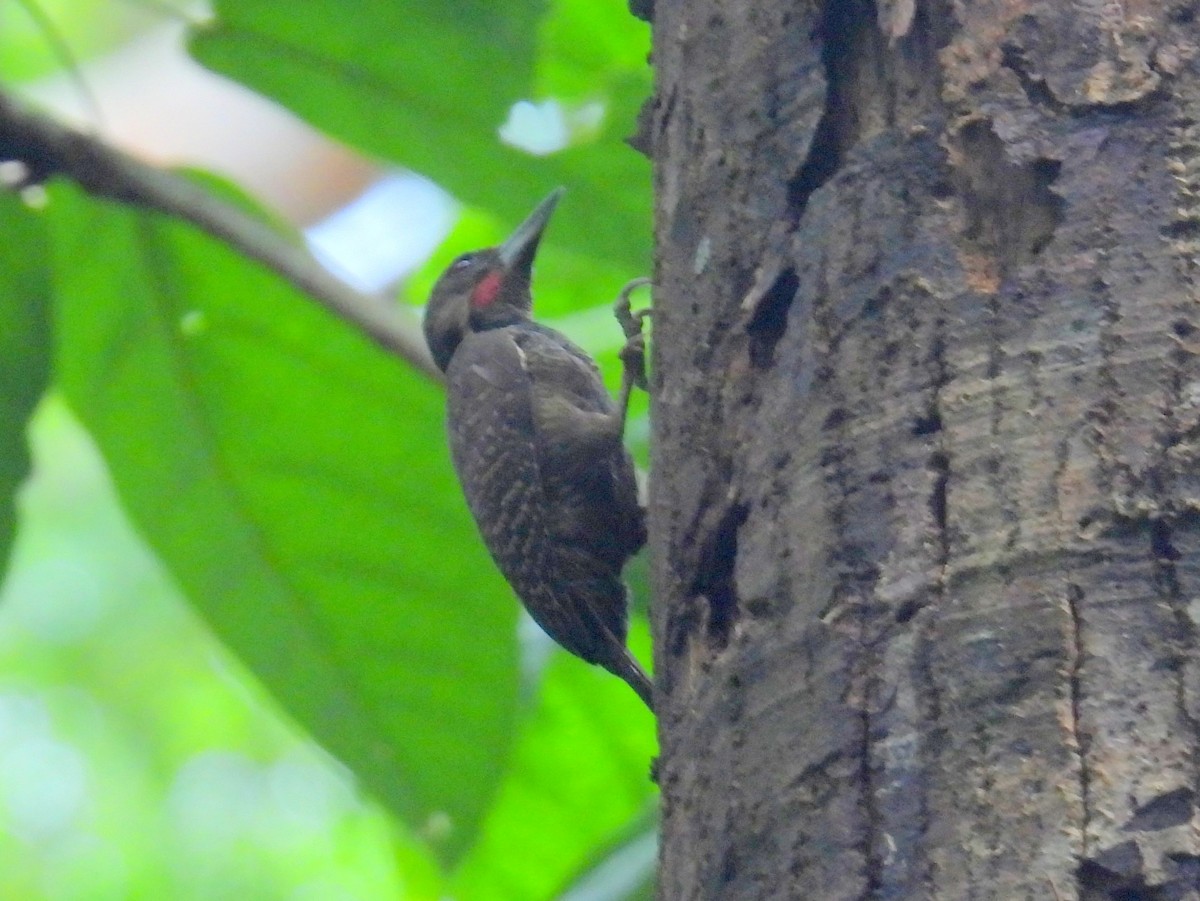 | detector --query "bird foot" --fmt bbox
[614,278,652,391]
